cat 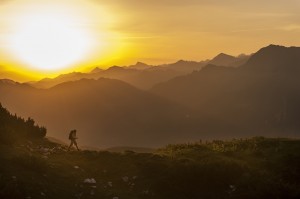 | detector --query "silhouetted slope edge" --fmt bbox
[1,44,300,148]
[242,44,300,72]
[0,78,203,148]
[0,104,46,144]
[28,52,247,90]
[151,44,300,137]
